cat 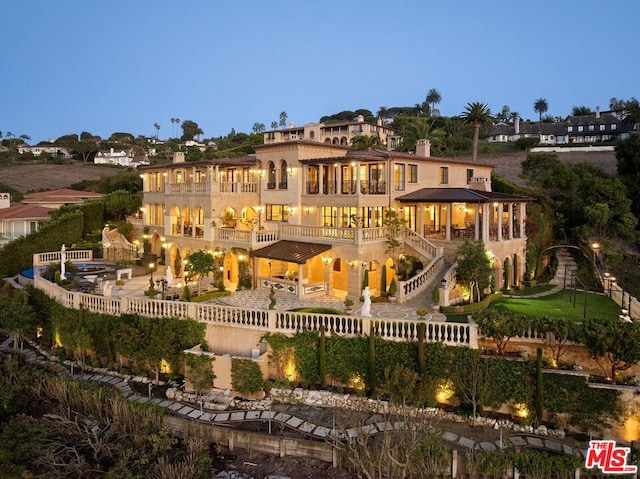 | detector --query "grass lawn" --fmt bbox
[506,284,557,296]
[488,290,621,321]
